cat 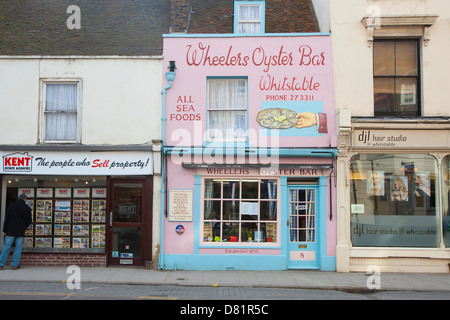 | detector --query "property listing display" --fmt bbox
[21,187,106,250]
